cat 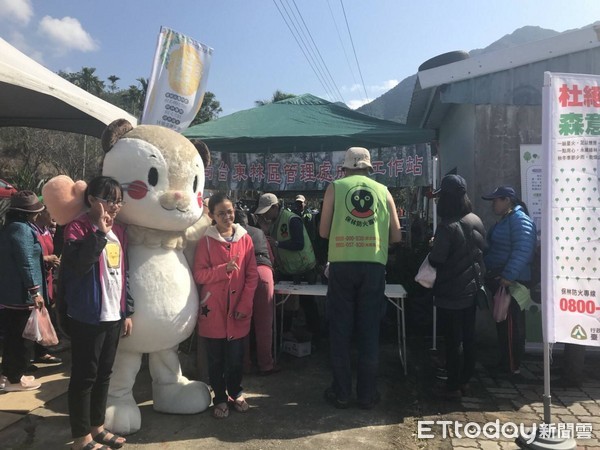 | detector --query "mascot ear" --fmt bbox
[42,175,88,226]
[190,139,211,168]
[102,119,134,153]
